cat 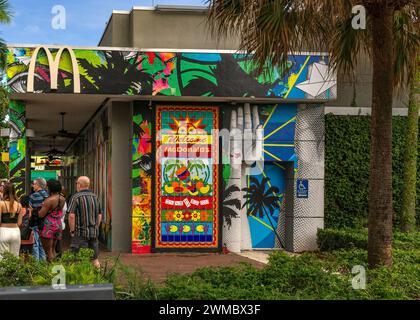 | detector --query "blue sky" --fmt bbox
[2,0,205,46]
